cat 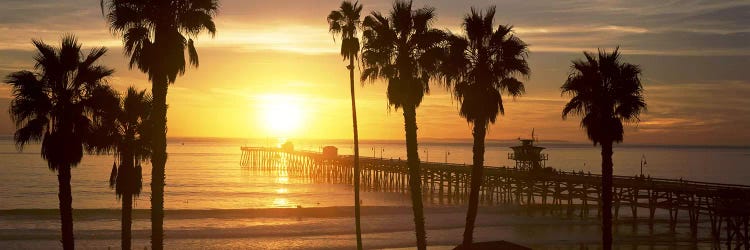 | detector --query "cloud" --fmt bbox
[195,22,336,54]
[630,80,750,143]
[2,0,749,56]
